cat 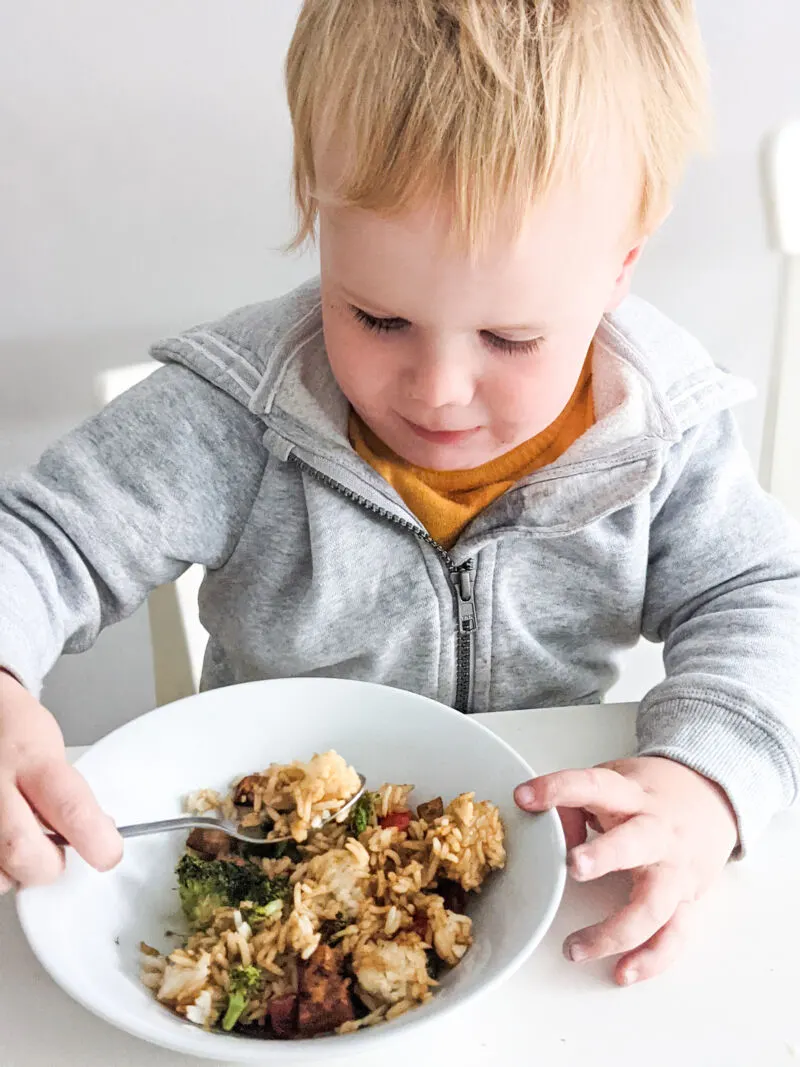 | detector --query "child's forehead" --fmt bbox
[319,151,641,320]
[316,122,644,261]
